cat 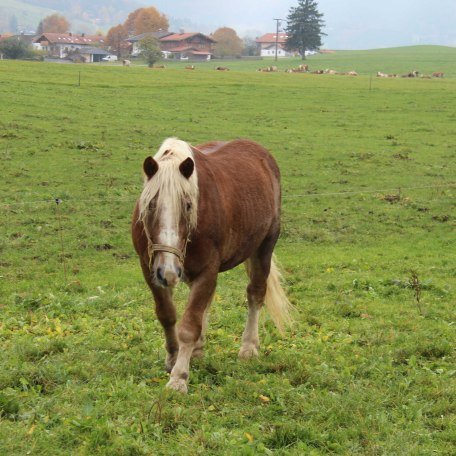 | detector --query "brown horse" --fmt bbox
[132,138,293,393]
